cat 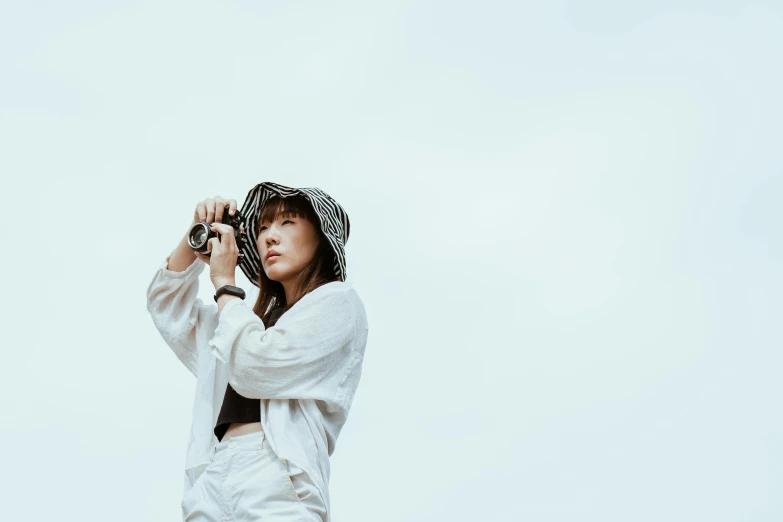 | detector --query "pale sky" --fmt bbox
[2,1,781,521]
